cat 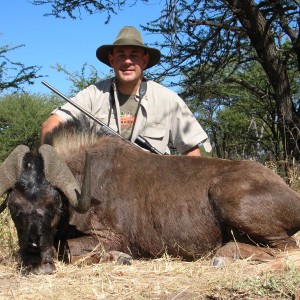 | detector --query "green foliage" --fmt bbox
[179,57,292,161]
[143,0,300,160]
[32,0,148,22]
[52,63,109,94]
[0,93,62,161]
